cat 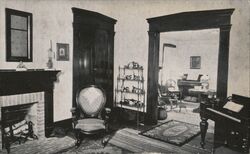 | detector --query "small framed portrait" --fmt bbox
[190,56,201,69]
[56,43,69,61]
